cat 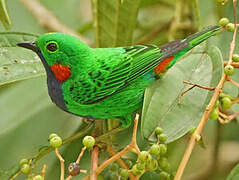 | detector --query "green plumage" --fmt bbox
[18,26,221,127]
